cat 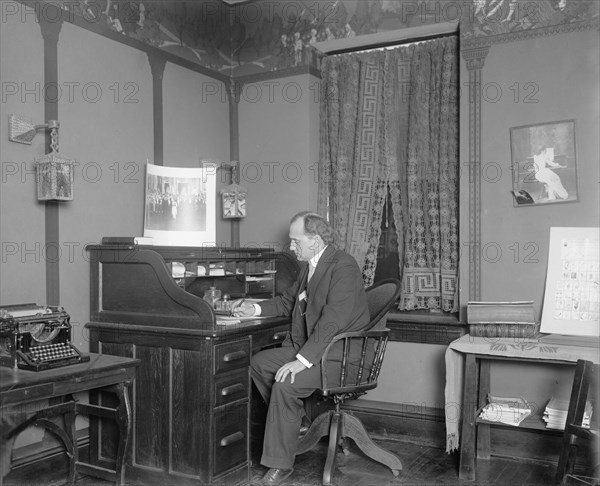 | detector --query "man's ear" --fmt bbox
[311,234,325,248]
